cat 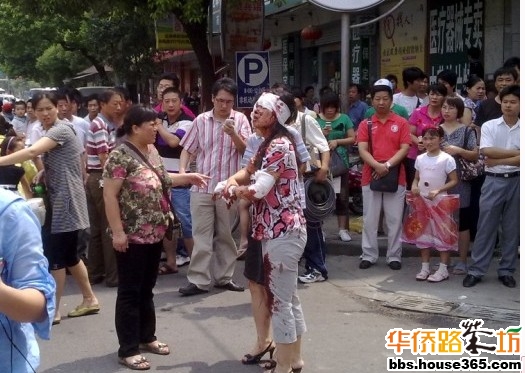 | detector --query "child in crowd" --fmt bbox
[411,127,458,282]
[10,100,28,137]
[0,136,32,197]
